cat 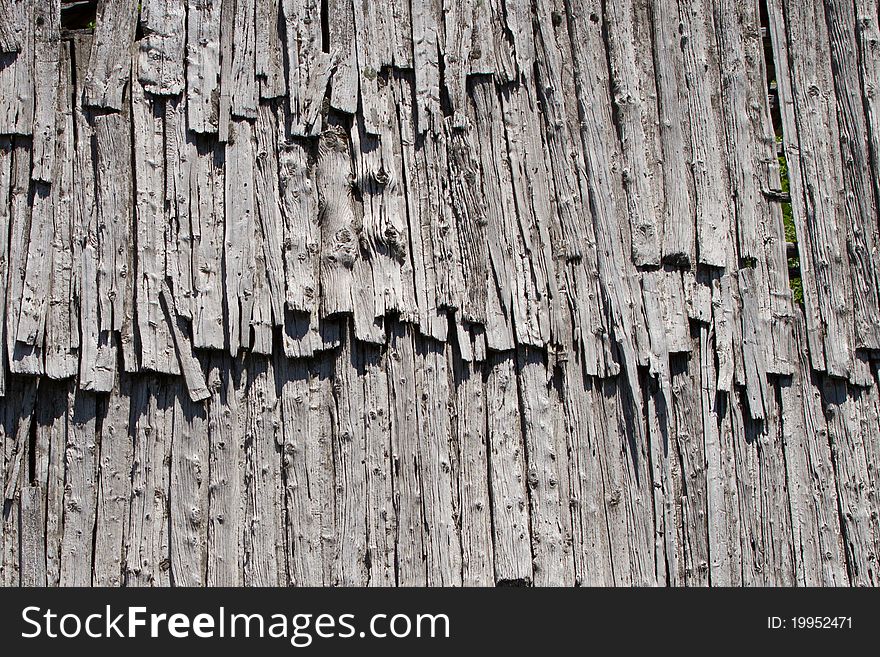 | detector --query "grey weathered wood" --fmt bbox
[411,0,441,134]
[282,0,332,137]
[517,347,574,585]
[230,0,258,119]
[679,0,733,268]
[242,357,284,585]
[0,138,12,395]
[0,0,33,135]
[132,73,178,374]
[768,0,853,377]
[0,0,24,53]
[224,119,257,354]
[451,355,494,585]
[139,0,186,96]
[93,111,133,337]
[0,0,878,590]
[485,352,533,584]
[604,0,663,266]
[6,139,43,376]
[653,0,696,264]
[186,0,222,133]
[255,0,286,99]
[93,375,132,586]
[30,0,60,182]
[58,387,97,585]
[82,0,138,110]
[330,332,369,584]
[44,42,78,380]
[823,0,880,352]
[278,355,335,585]
[164,96,194,321]
[125,376,172,586]
[190,135,226,350]
[316,124,357,318]
[38,383,67,585]
[328,0,358,114]
[206,355,245,586]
